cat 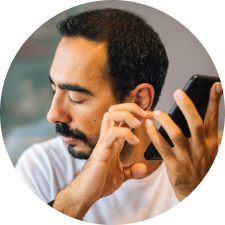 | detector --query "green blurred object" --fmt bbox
[1,6,85,166]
